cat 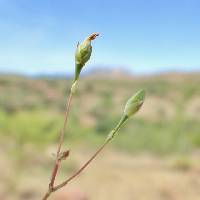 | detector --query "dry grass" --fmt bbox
[1,145,200,200]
